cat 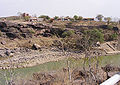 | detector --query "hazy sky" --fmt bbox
[0,0,120,18]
